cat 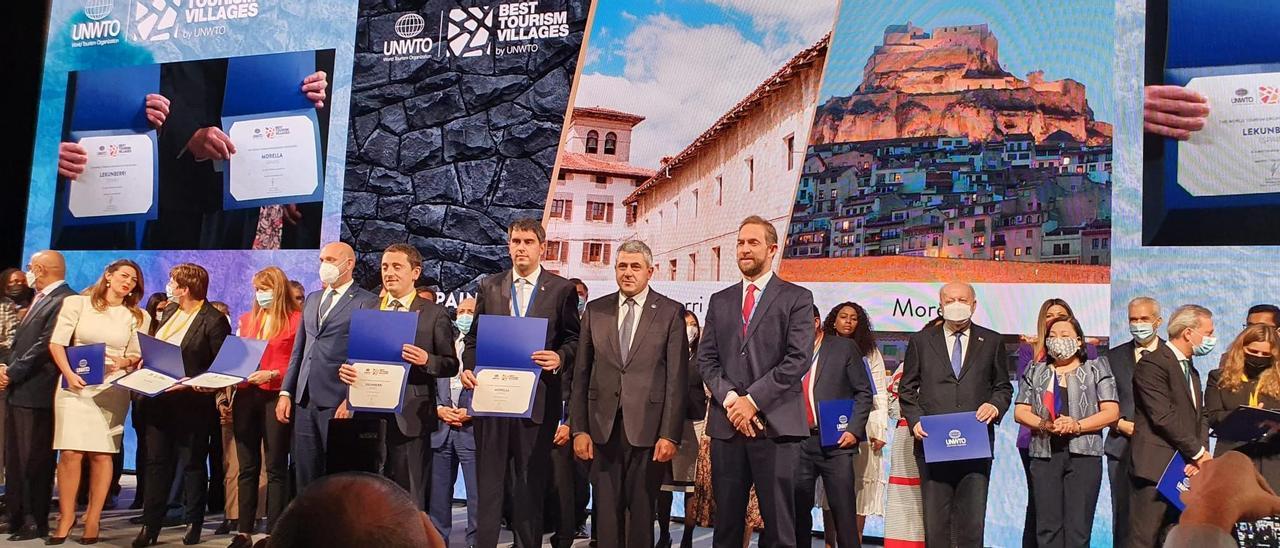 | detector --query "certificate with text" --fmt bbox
[1178,72,1280,197]
[469,367,541,418]
[346,361,408,414]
